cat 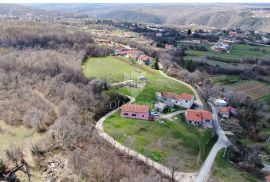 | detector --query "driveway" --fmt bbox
[160,110,185,121]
